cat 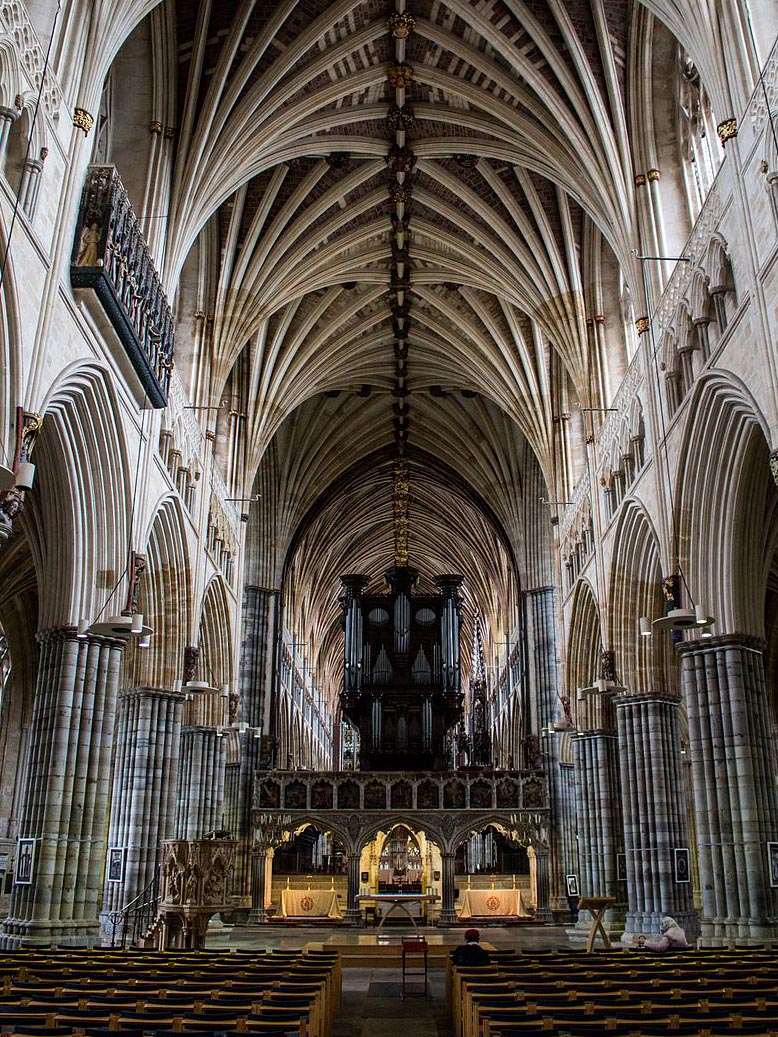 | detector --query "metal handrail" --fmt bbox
[107,865,161,949]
